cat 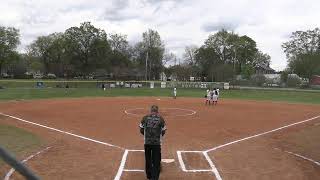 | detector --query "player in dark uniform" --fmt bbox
[139,105,166,180]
